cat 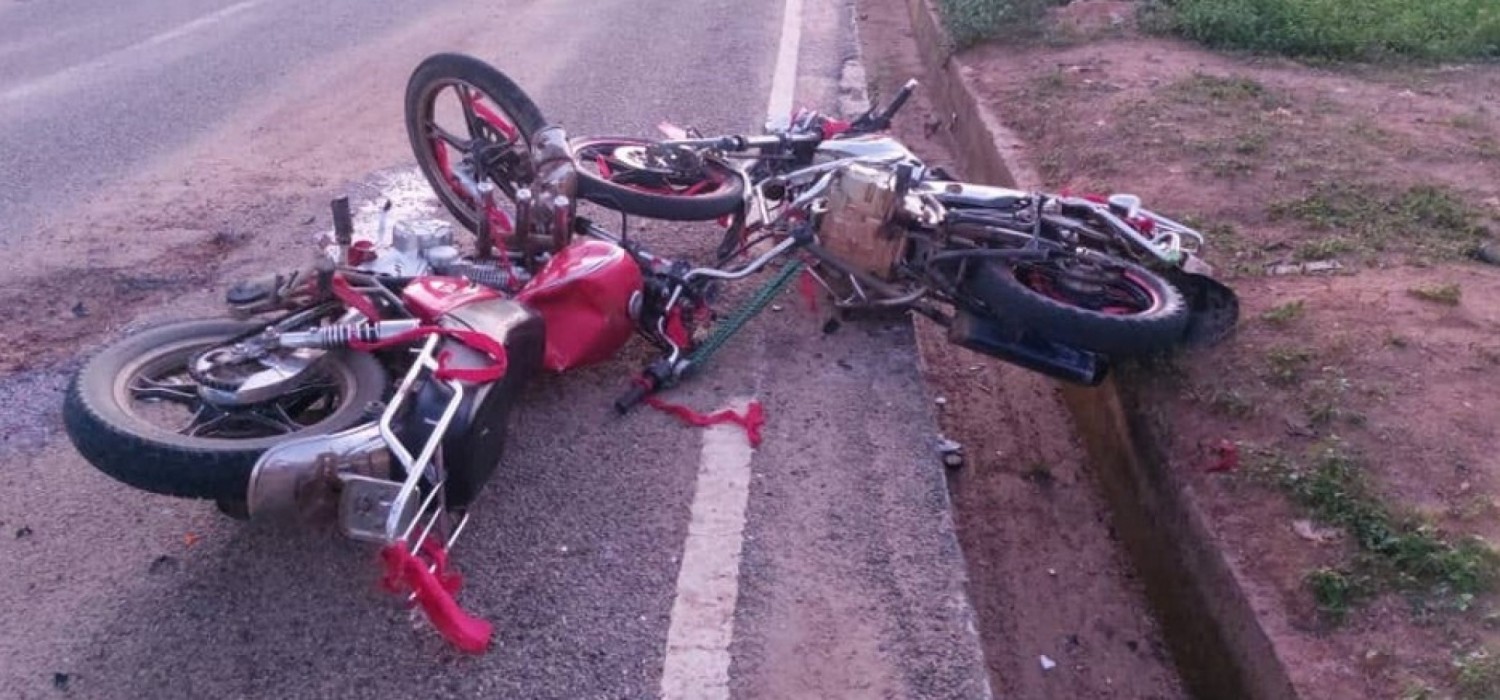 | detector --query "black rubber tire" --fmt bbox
[572,136,746,221]
[967,258,1189,357]
[62,320,388,501]
[405,53,548,235]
